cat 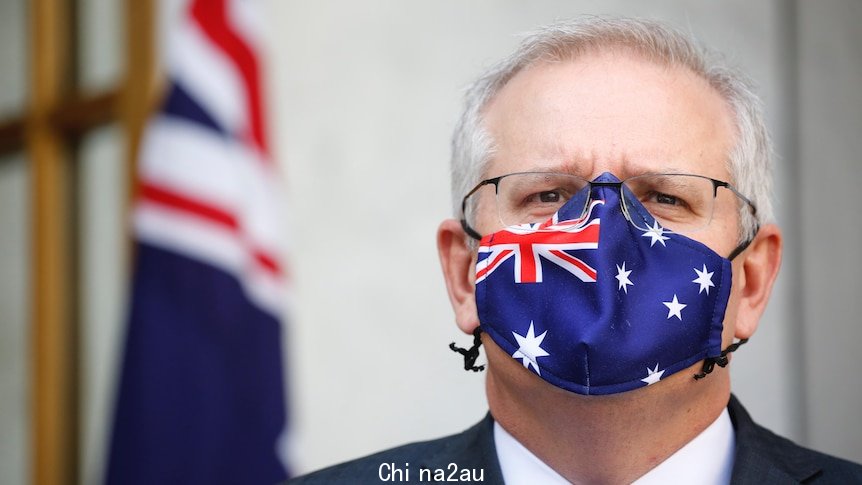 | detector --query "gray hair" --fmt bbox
[450,17,773,243]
